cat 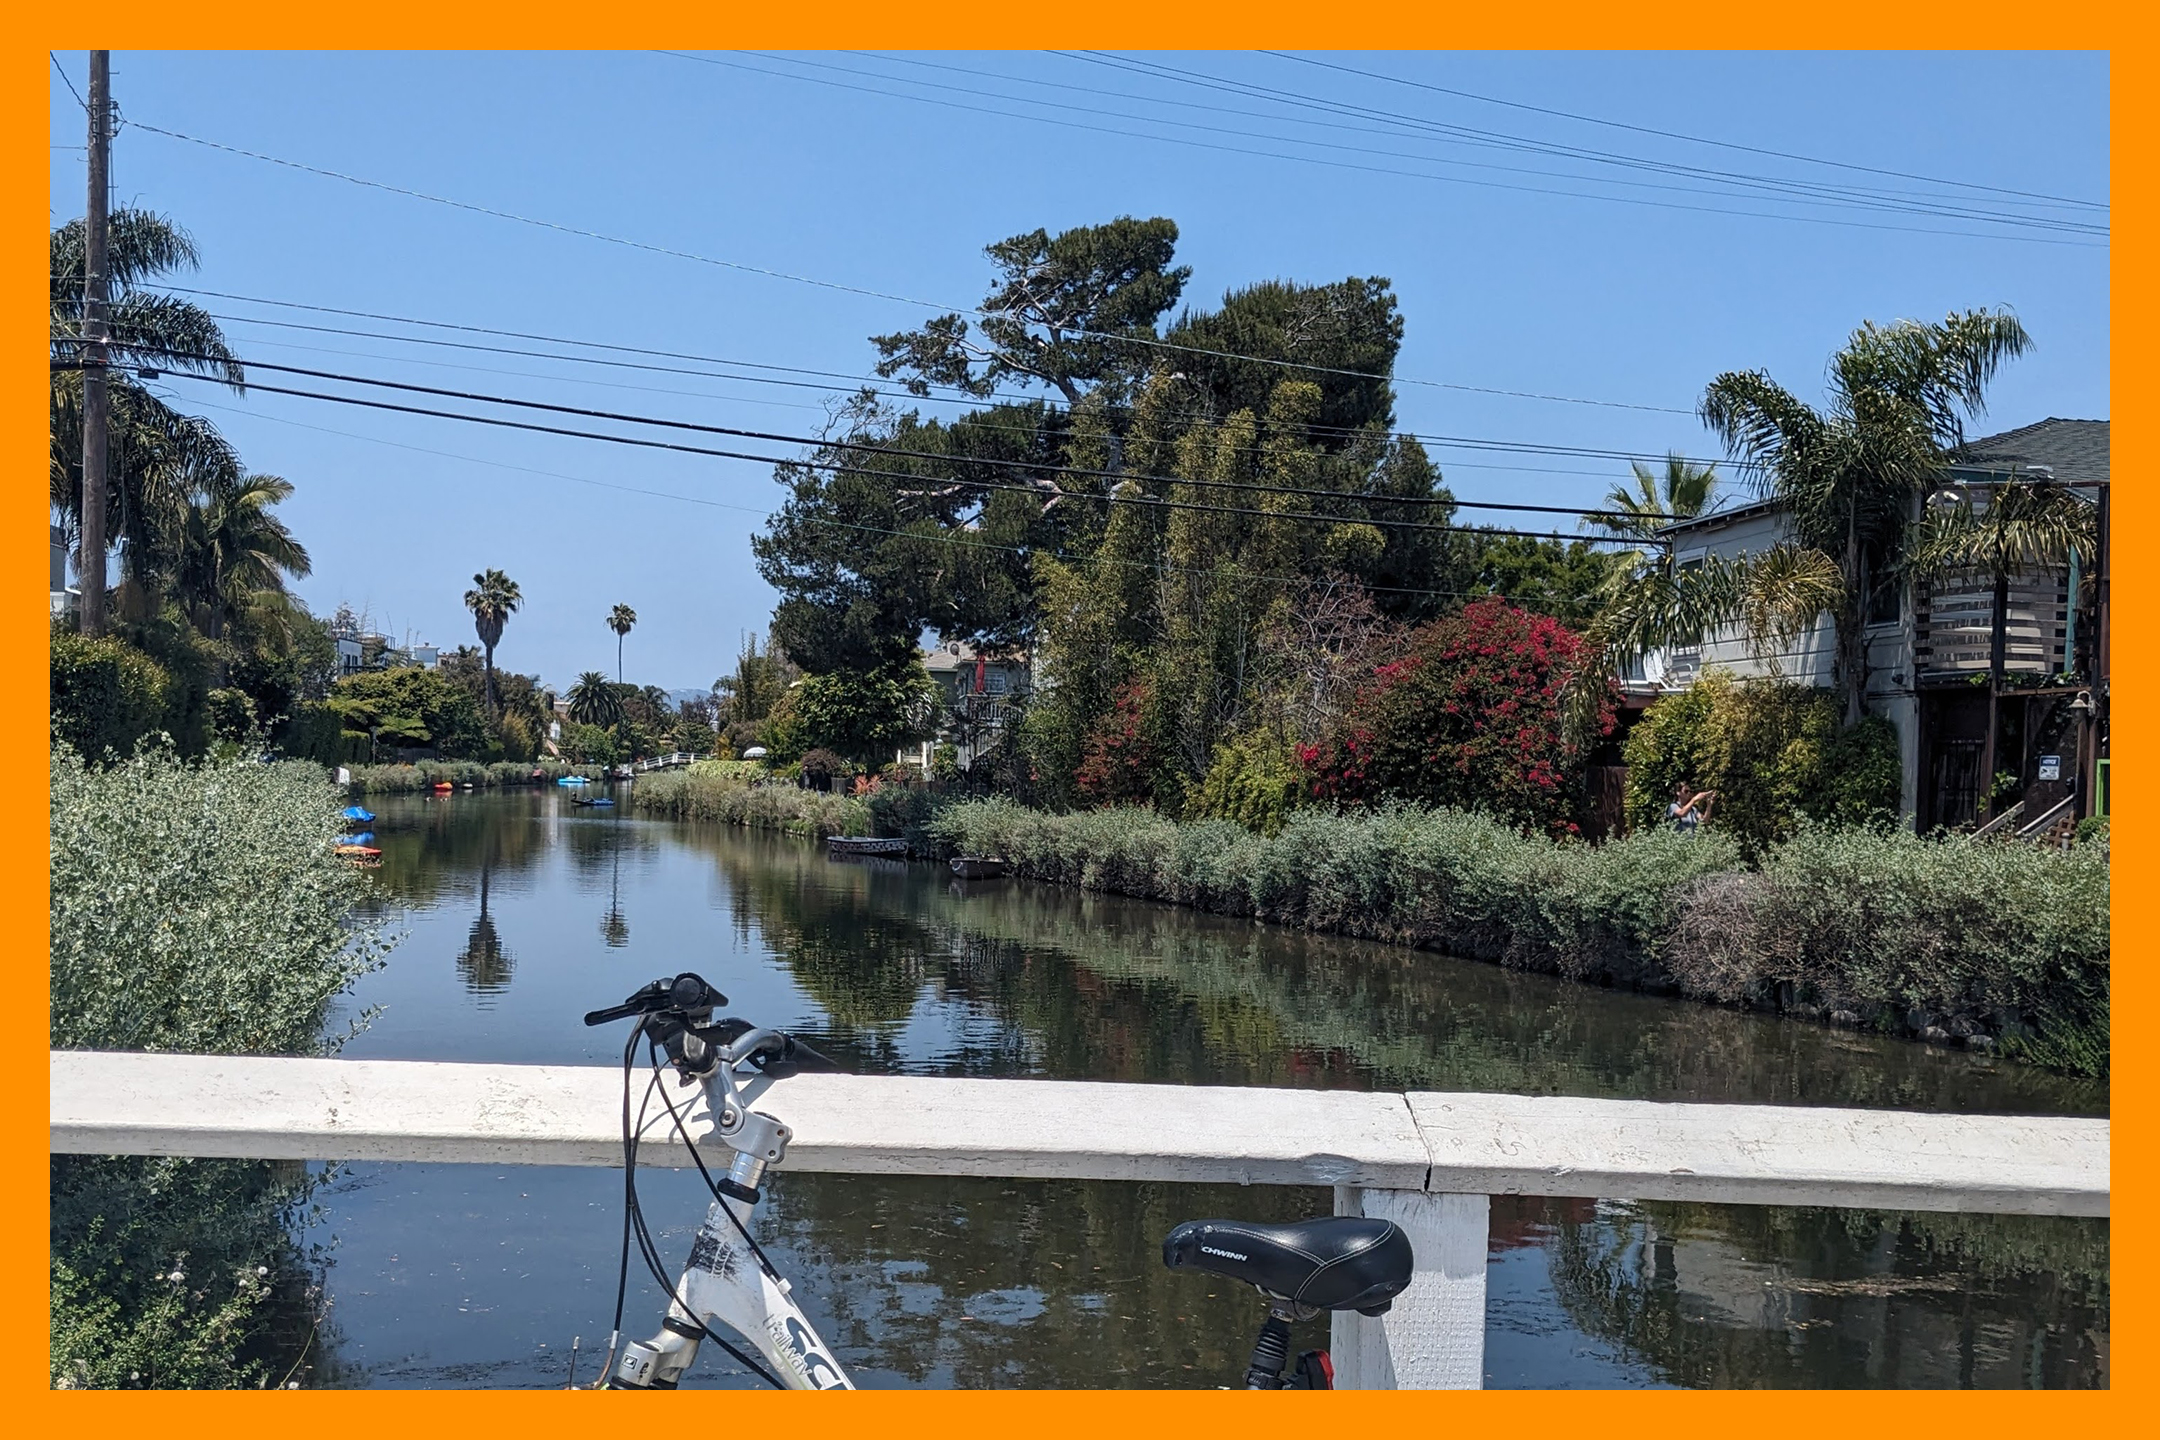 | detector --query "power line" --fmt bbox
[747,50,2065,233]
[1258,51,2108,213]
[100,284,1735,470]
[121,116,1702,412]
[796,50,2098,236]
[49,52,87,109]
[1062,51,2105,238]
[71,350,1648,546]
[183,395,1520,604]
[90,339,1667,524]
